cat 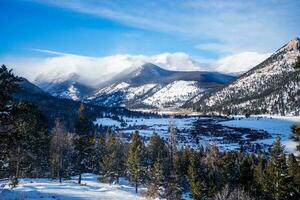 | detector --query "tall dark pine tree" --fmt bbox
[291,124,300,151]
[74,103,94,184]
[126,131,146,194]
[147,158,166,199]
[10,102,50,178]
[287,154,300,199]
[0,65,21,123]
[265,138,291,200]
[188,151,206,200]
[147,132,168,166]
[100,133,125,184]
[0,65,20,178]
